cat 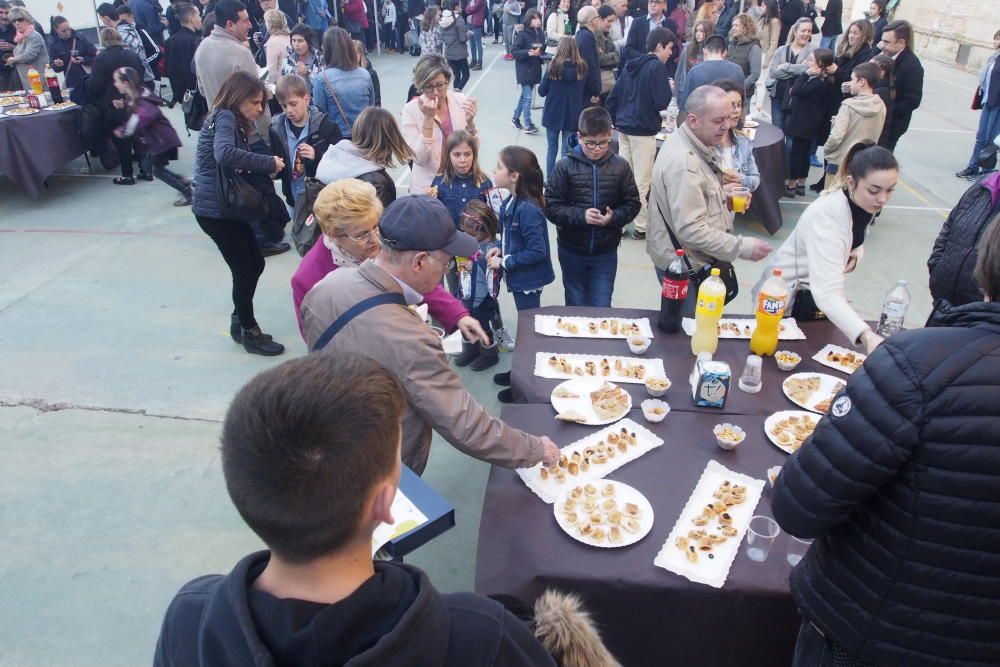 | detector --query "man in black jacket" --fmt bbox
[818,0,841,50]
[164,2,201,105]
[878,19,923,152]
[773,219,1000,666]
[574,6,603,107]
[544,107,641,305]
[777,0,803,47]
[153,354,561,667]
[606,26,673,240]
[623,0,676,66]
